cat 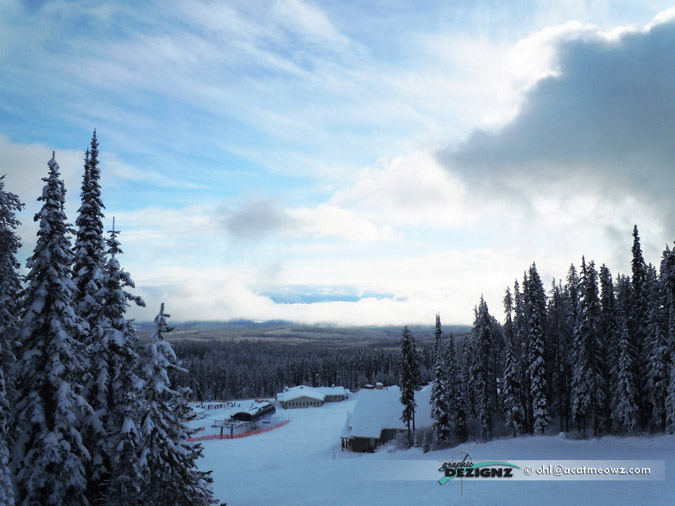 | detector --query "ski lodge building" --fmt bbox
[341,384,433,452]
[276,385,349,408]
[230,400,276,422]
